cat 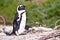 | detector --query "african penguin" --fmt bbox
[5,5,31,36]
[13,5,26,35]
